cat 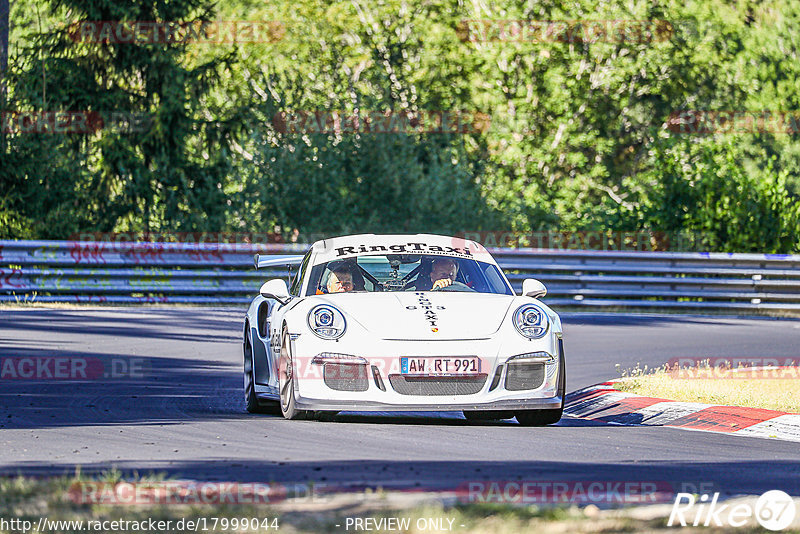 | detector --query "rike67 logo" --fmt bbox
[669,490,797,531]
